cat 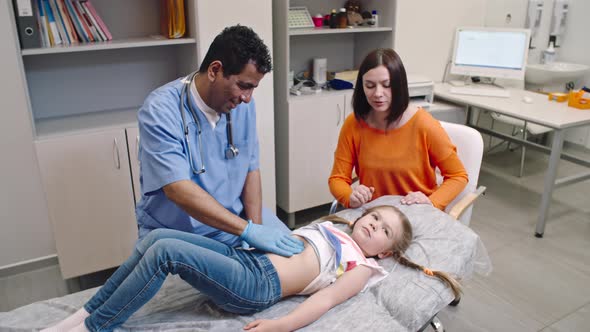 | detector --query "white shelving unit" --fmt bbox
[3,0,277,277]
[273,0,397,227]
[23,0,198,139]
[10,0,199,278]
